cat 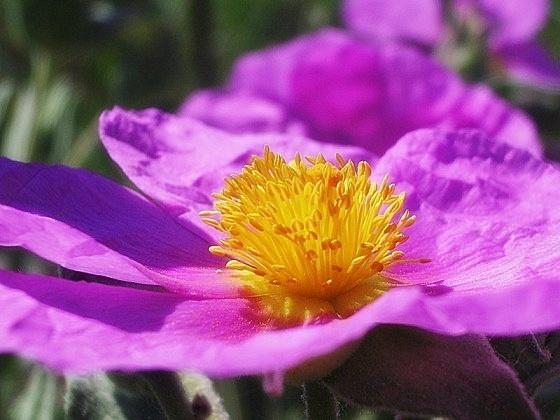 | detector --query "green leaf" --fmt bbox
[2,83,38,162]
[0,358,64,420]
